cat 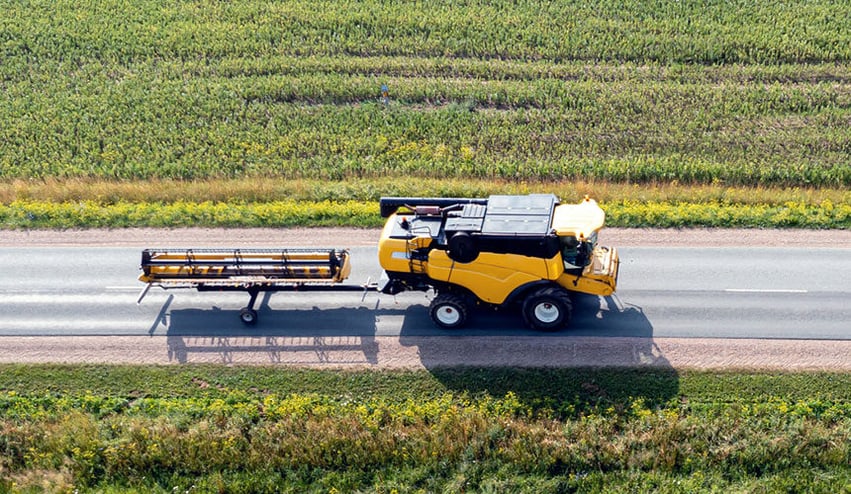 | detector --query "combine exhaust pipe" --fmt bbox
[379,197,487,218]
